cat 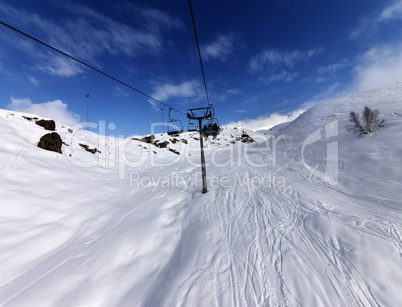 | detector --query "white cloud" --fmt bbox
[35,55,83,78]
[52,3,182,59]
[152,81,201,101]
[28,76,40,86]
[149,80,202,110]
[140,7,184,31]
[316,59,349,74]
[227,88,241,95]
[227,109,305,131]
[202,34,236,62]
[353,44,402,91]
[349,15,378,40]
[259,71,298,83]
[301,44,402,109]
[114,87,130,98]
[0,2,182,77]
[379,0,402,21]
[311,59,349,83]
[8,98,80,126]
[350,1,402,39]
[212,87,242,103]
[249,48,321,73]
